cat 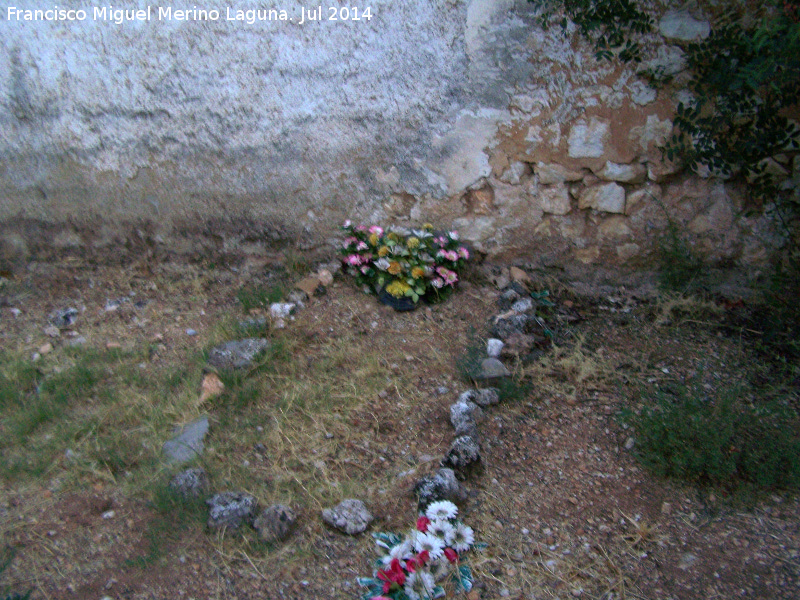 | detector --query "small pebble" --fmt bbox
[102,510,115,519]
[186,329,198,336]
